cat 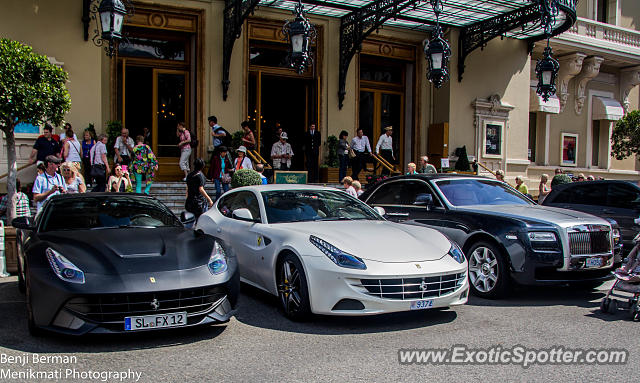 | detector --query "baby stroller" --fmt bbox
[601,232,640,320]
